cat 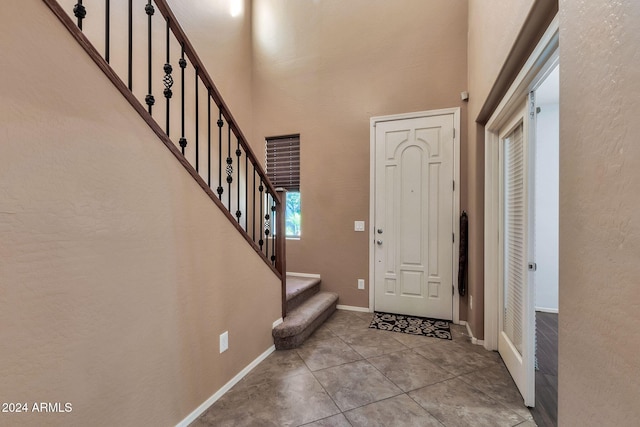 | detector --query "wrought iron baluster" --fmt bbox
[73,0,86,30]
[245,153,248,231]
[226,127,233,209]
[207,95,211,186]
[145,0,155,115]
[259,179,264,250]
[178,43,187,154]
[128,0,132,90]
[271,200,276,264]
[105,0,110,62]
[217,111,224,199]
[163,18,173,136]
[265,193,271,260]
[252,167,256,241]
[236,138,241,222]
[195,67,199,172]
